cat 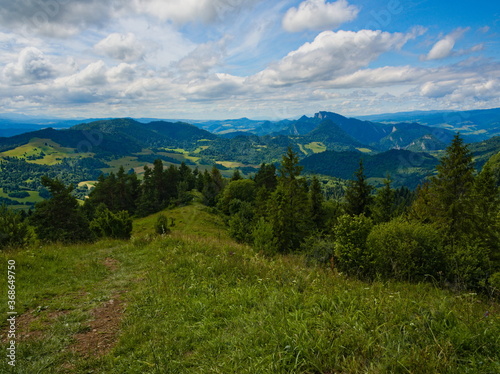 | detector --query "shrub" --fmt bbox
[367,219,443,281]
[252,217,276,255]
[303,234,335,268]
[333,214,373,277]
[0,206,35,249]
[8,191,30,199]
[489,272,500,297]
[444,239,492,291]
[90,204,133,240]
[155,214,171,235]
[228,201,254,243]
